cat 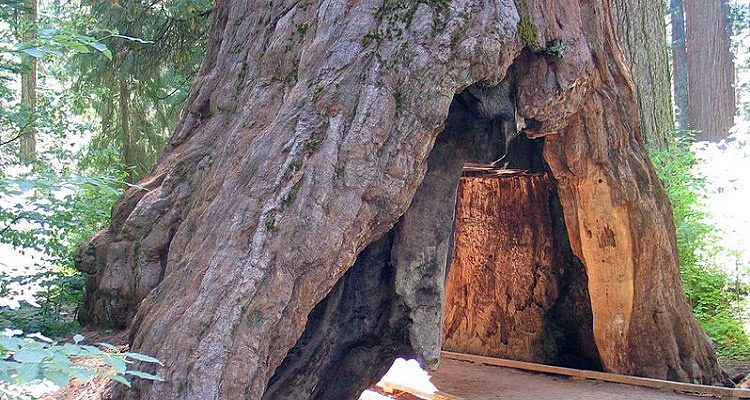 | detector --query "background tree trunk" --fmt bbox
[671,0,689,131]
[19,0,37,164]
[612,0,674,148]
[685,0,736,141]
[119,78,133,182]
[77,0,728,398]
